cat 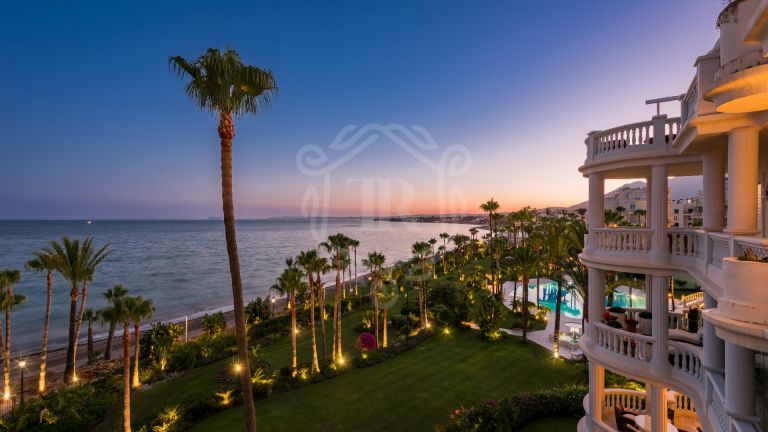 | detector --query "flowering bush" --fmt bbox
[357,332,378,352]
